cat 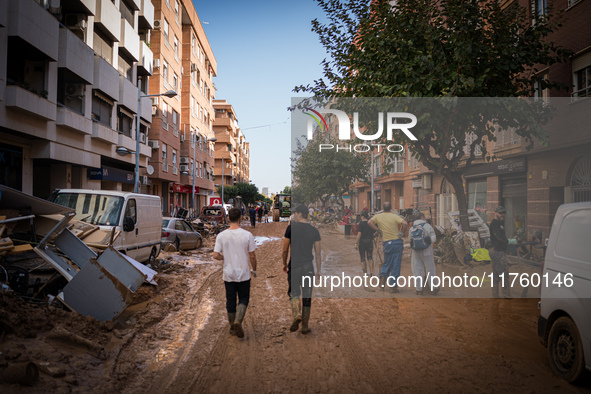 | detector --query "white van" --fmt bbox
[538,202,591,383]
[51,189,162,264]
